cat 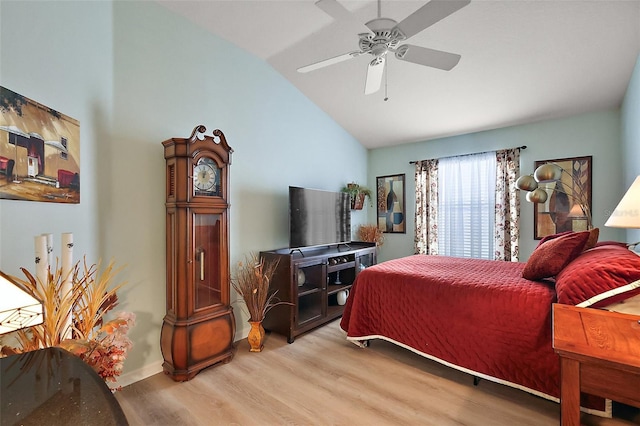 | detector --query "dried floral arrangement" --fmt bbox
[357,224,385,247]
[231,253,291,322]
[0,258,135,391]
